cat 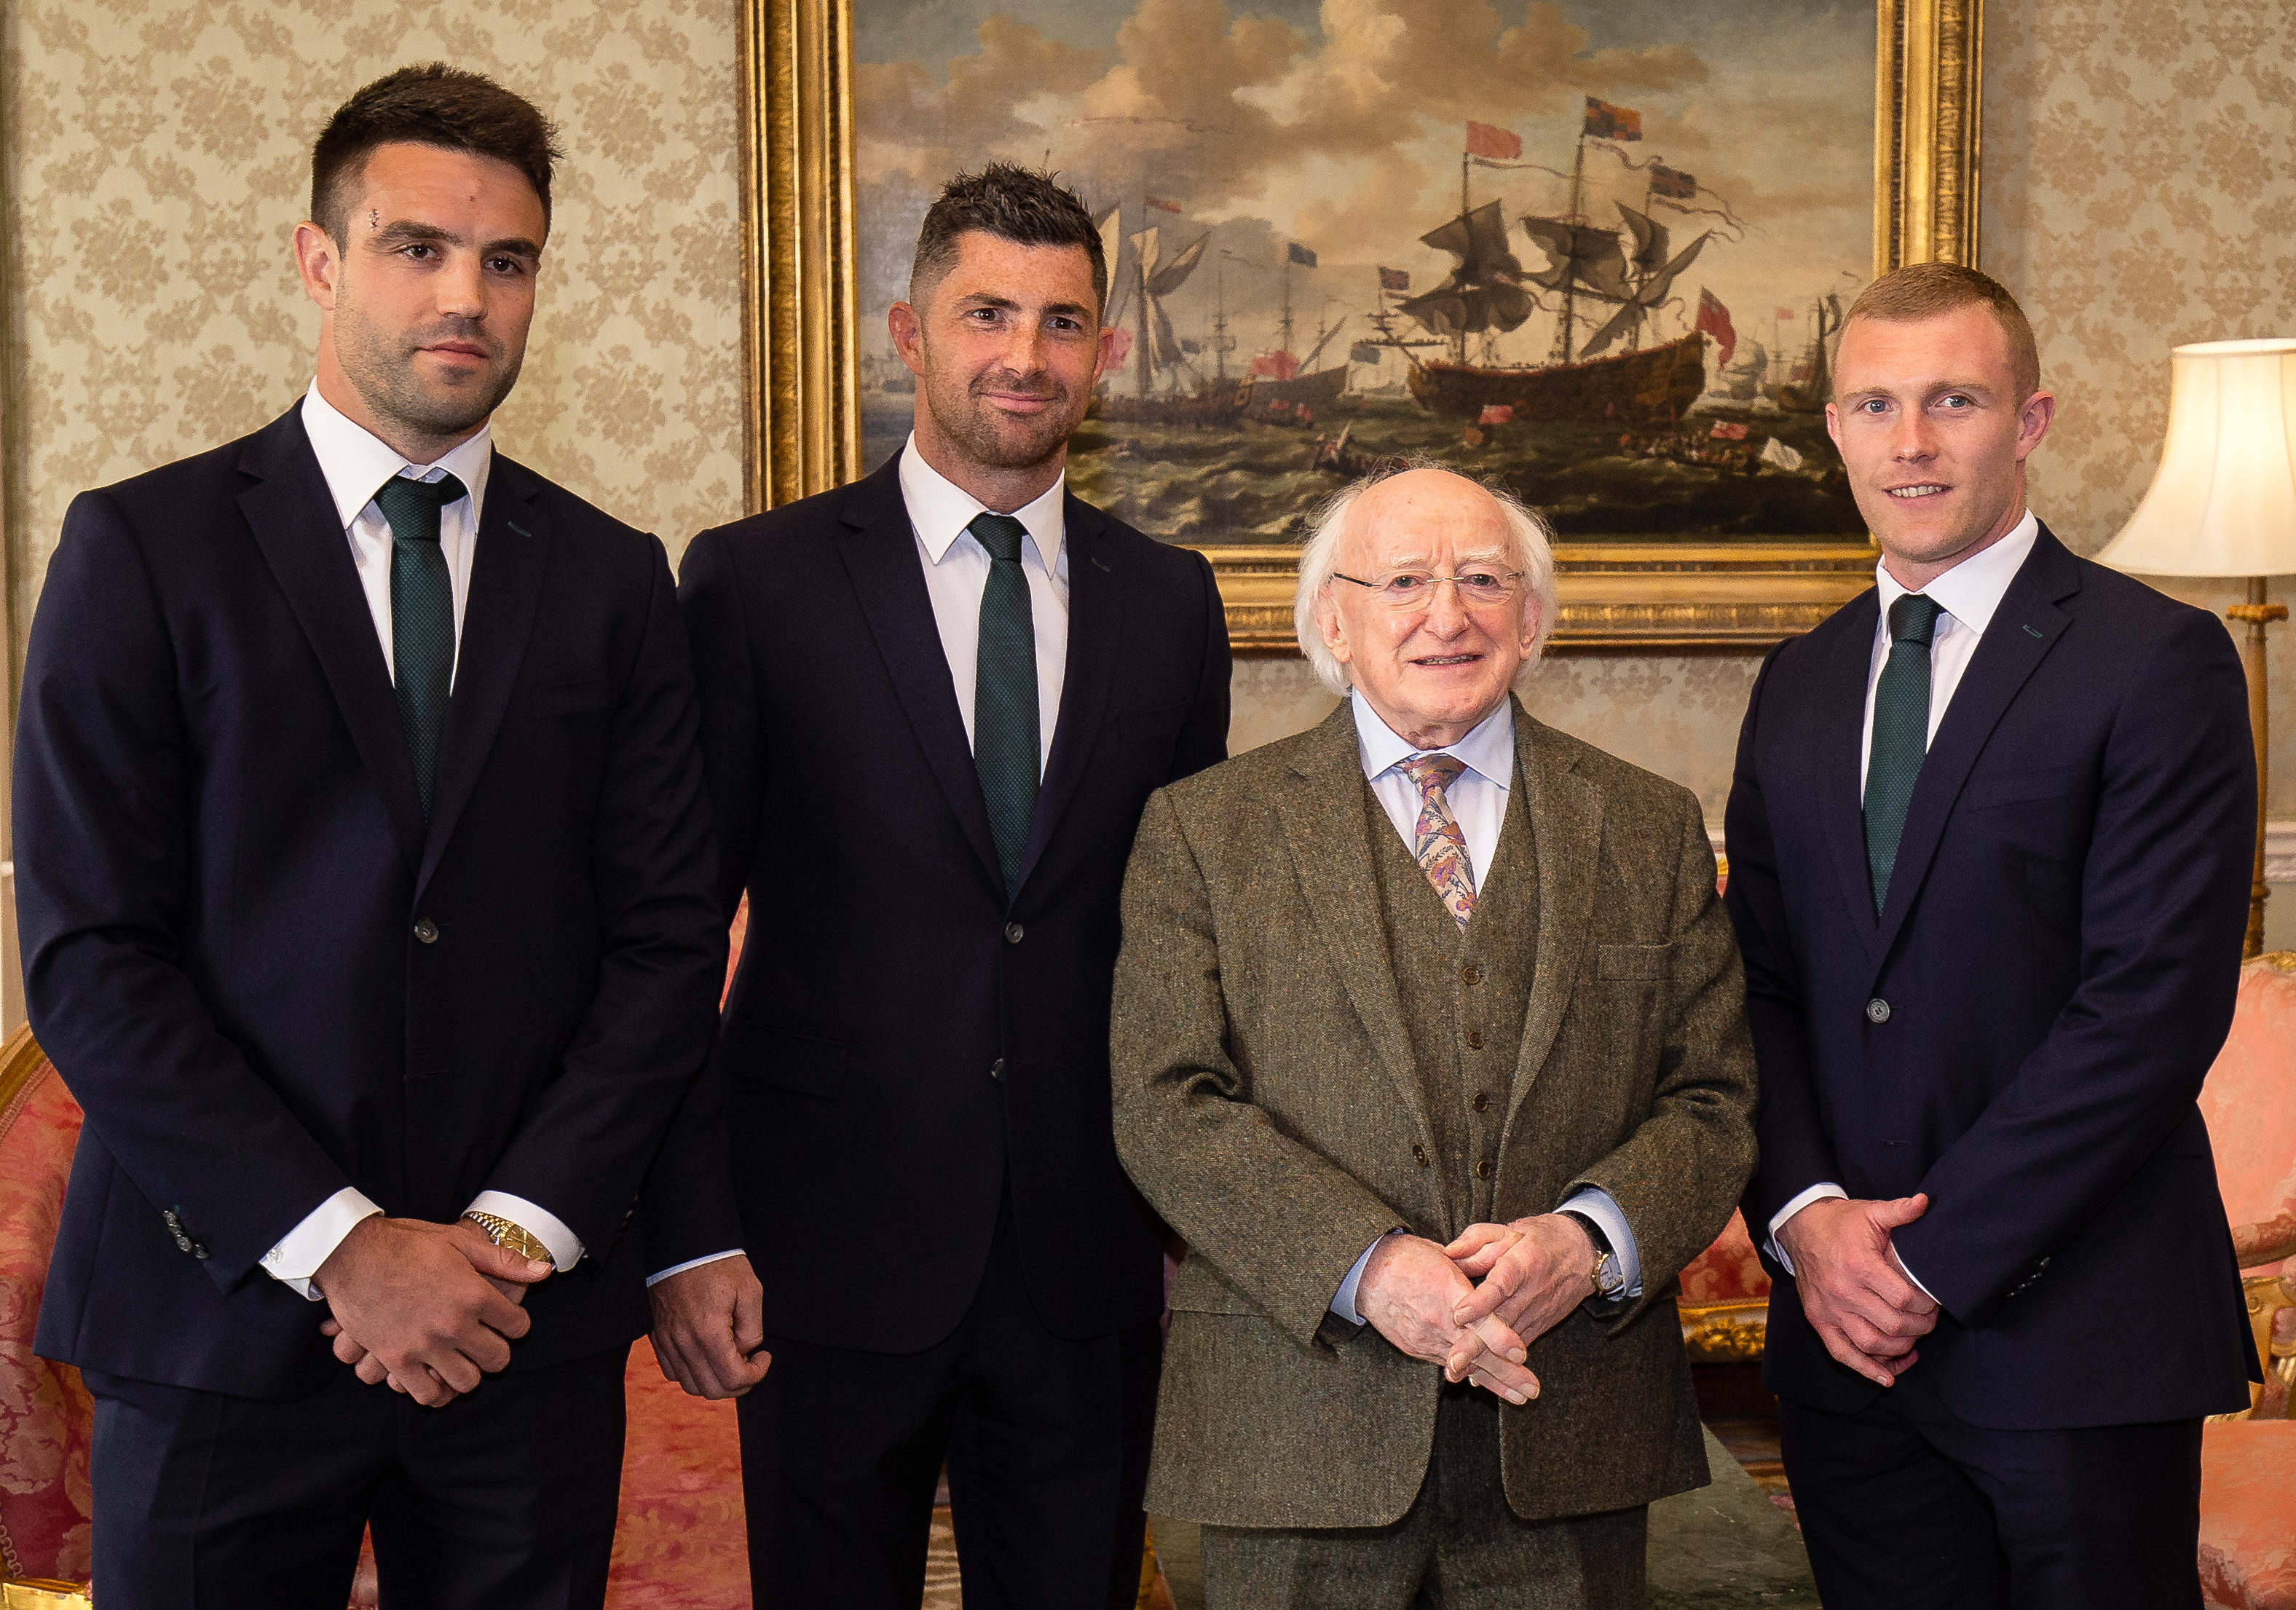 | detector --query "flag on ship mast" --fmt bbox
[1287,242,1318,267]
[1651,164,1697,200]
[1584,98,1643,141]
[1464,120,1522,160]
[1697,288,1737,368]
